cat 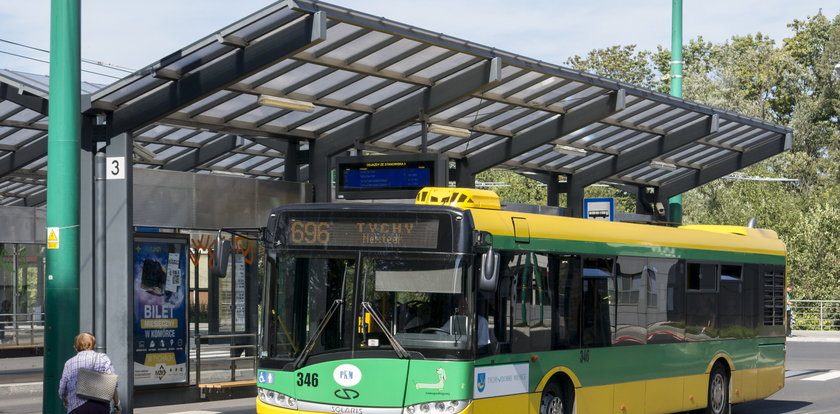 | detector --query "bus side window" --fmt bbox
[489,253,519,354]
[551,255,580,349]
[581,257,615,348]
